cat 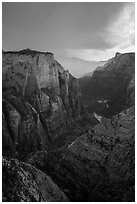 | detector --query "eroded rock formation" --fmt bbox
[2,49,83,157]
[2,50,135,202]
[79,52,135,117]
